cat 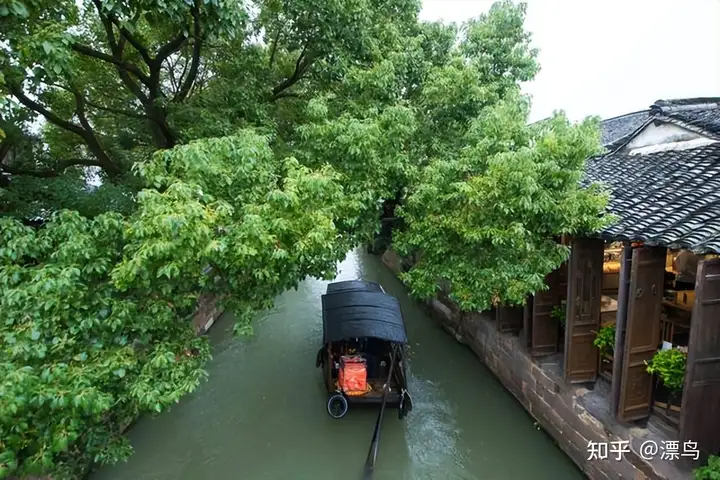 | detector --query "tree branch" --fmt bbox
[174,2,202,102]
[156,33,188,67]
[85,99,149,121]
[271,91,302,101]
[108,10,154,66]
[270,44,314,101]
[7,84,87,138]
[1,158,102,178]
[173,55,191,96]
[268,0,290,68]
[164,55,181,93]
[89,0,152,103]
[268,28,282,68]
[70,42,151,87]
[0,142,11,164]
[68,88,123,177]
